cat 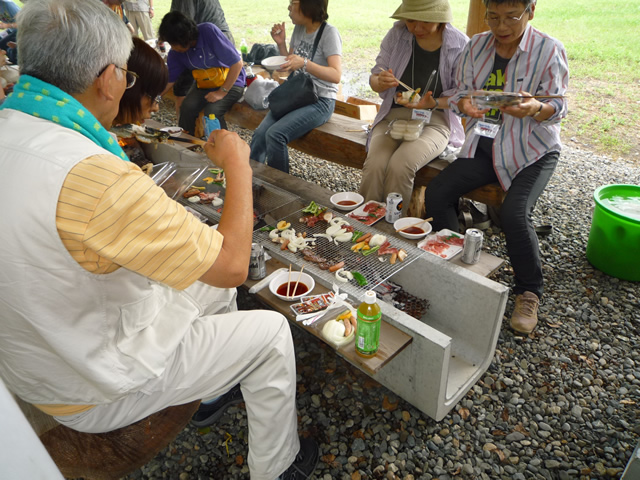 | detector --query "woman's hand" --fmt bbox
[412,92,437,110]
[459,94,490,118]
[370,68,398,93]
[271,22,286,45]
[282,54,305,72]
[501,91,541,119]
